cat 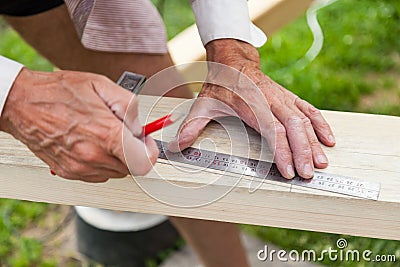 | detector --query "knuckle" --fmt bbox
[286,115,301,124]
[302,117,311,125]
[320,121,331,129]
[80,151,99,163]
[314,122,331,133]
[75,143,103,163]
[308,105,322,117]
[309,138,321,147]
[294,148,313,158]
[69,163,88,174]
[275,149,292,162]
[285,116,302,127]
[97,126,112,144]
